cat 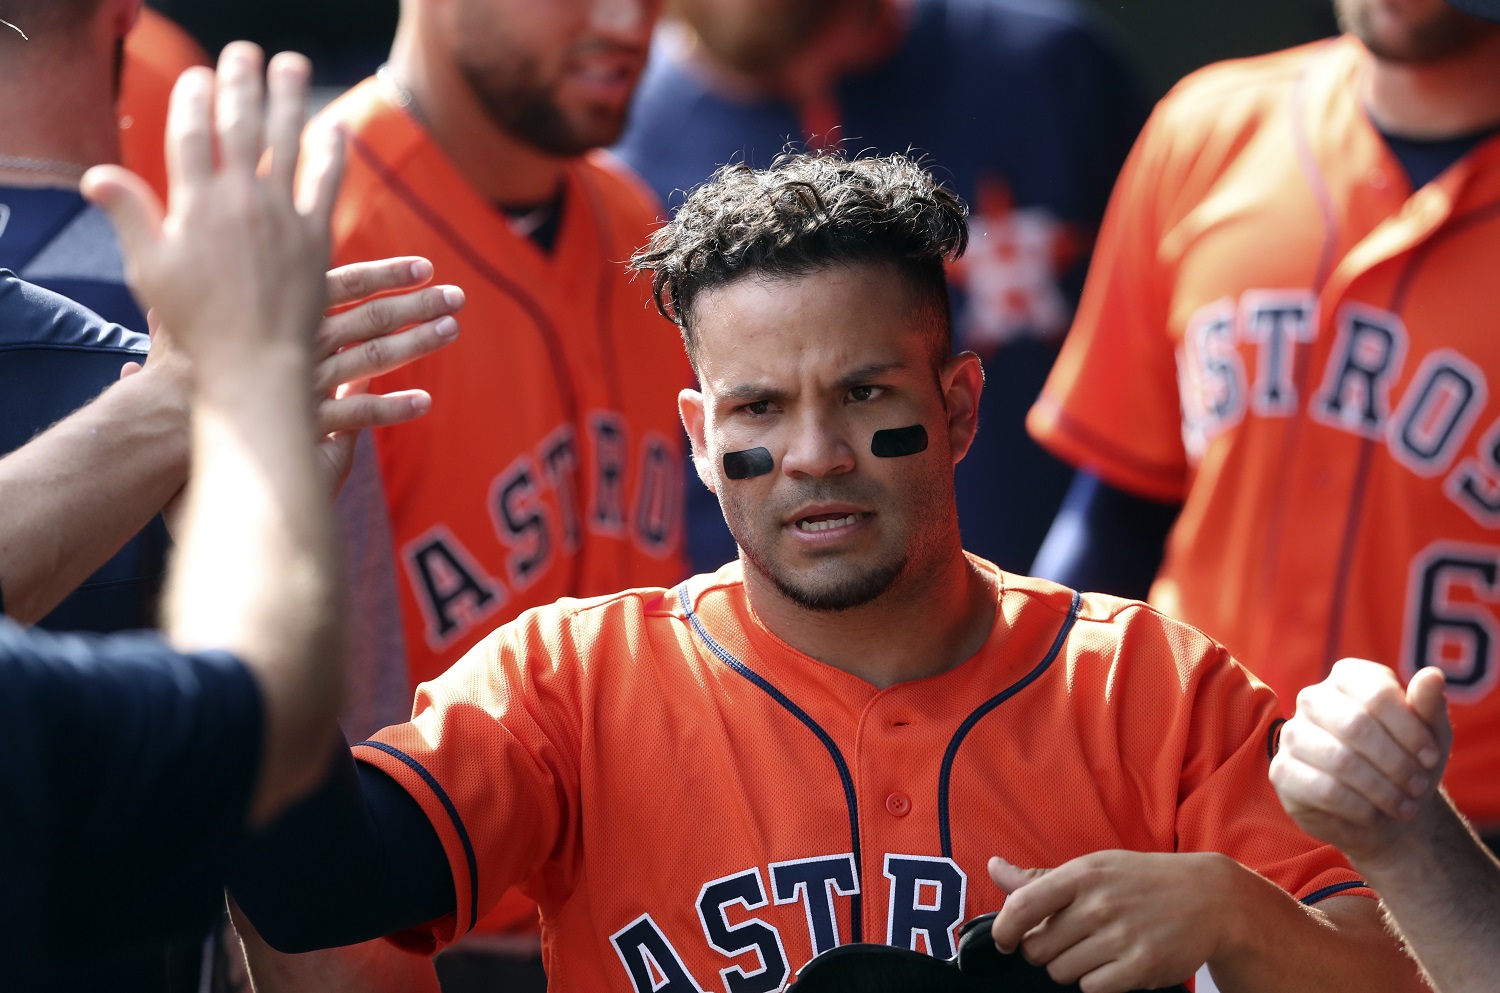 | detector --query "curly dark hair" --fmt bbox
[630,151,969,370]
